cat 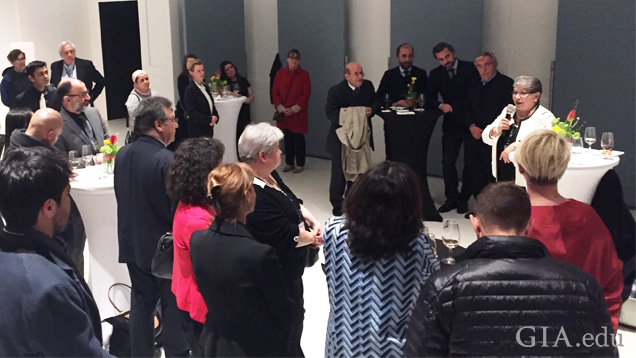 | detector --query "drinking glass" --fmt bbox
[584,127,596,151]
[232,83,240,96]
[222,85,231,99]
[68,151,81,170]
[81,145,93,167]
[423,226,437,257]
[383,93,391,109]
[601,132,614,156]
[442,219,460,264]
[417,93,426,108]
